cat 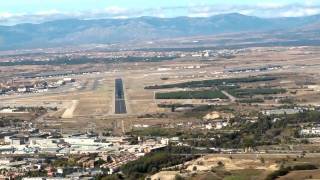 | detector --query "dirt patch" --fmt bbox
[150,171,179,180]
[61,100,79,119]
[185,156,278,172]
